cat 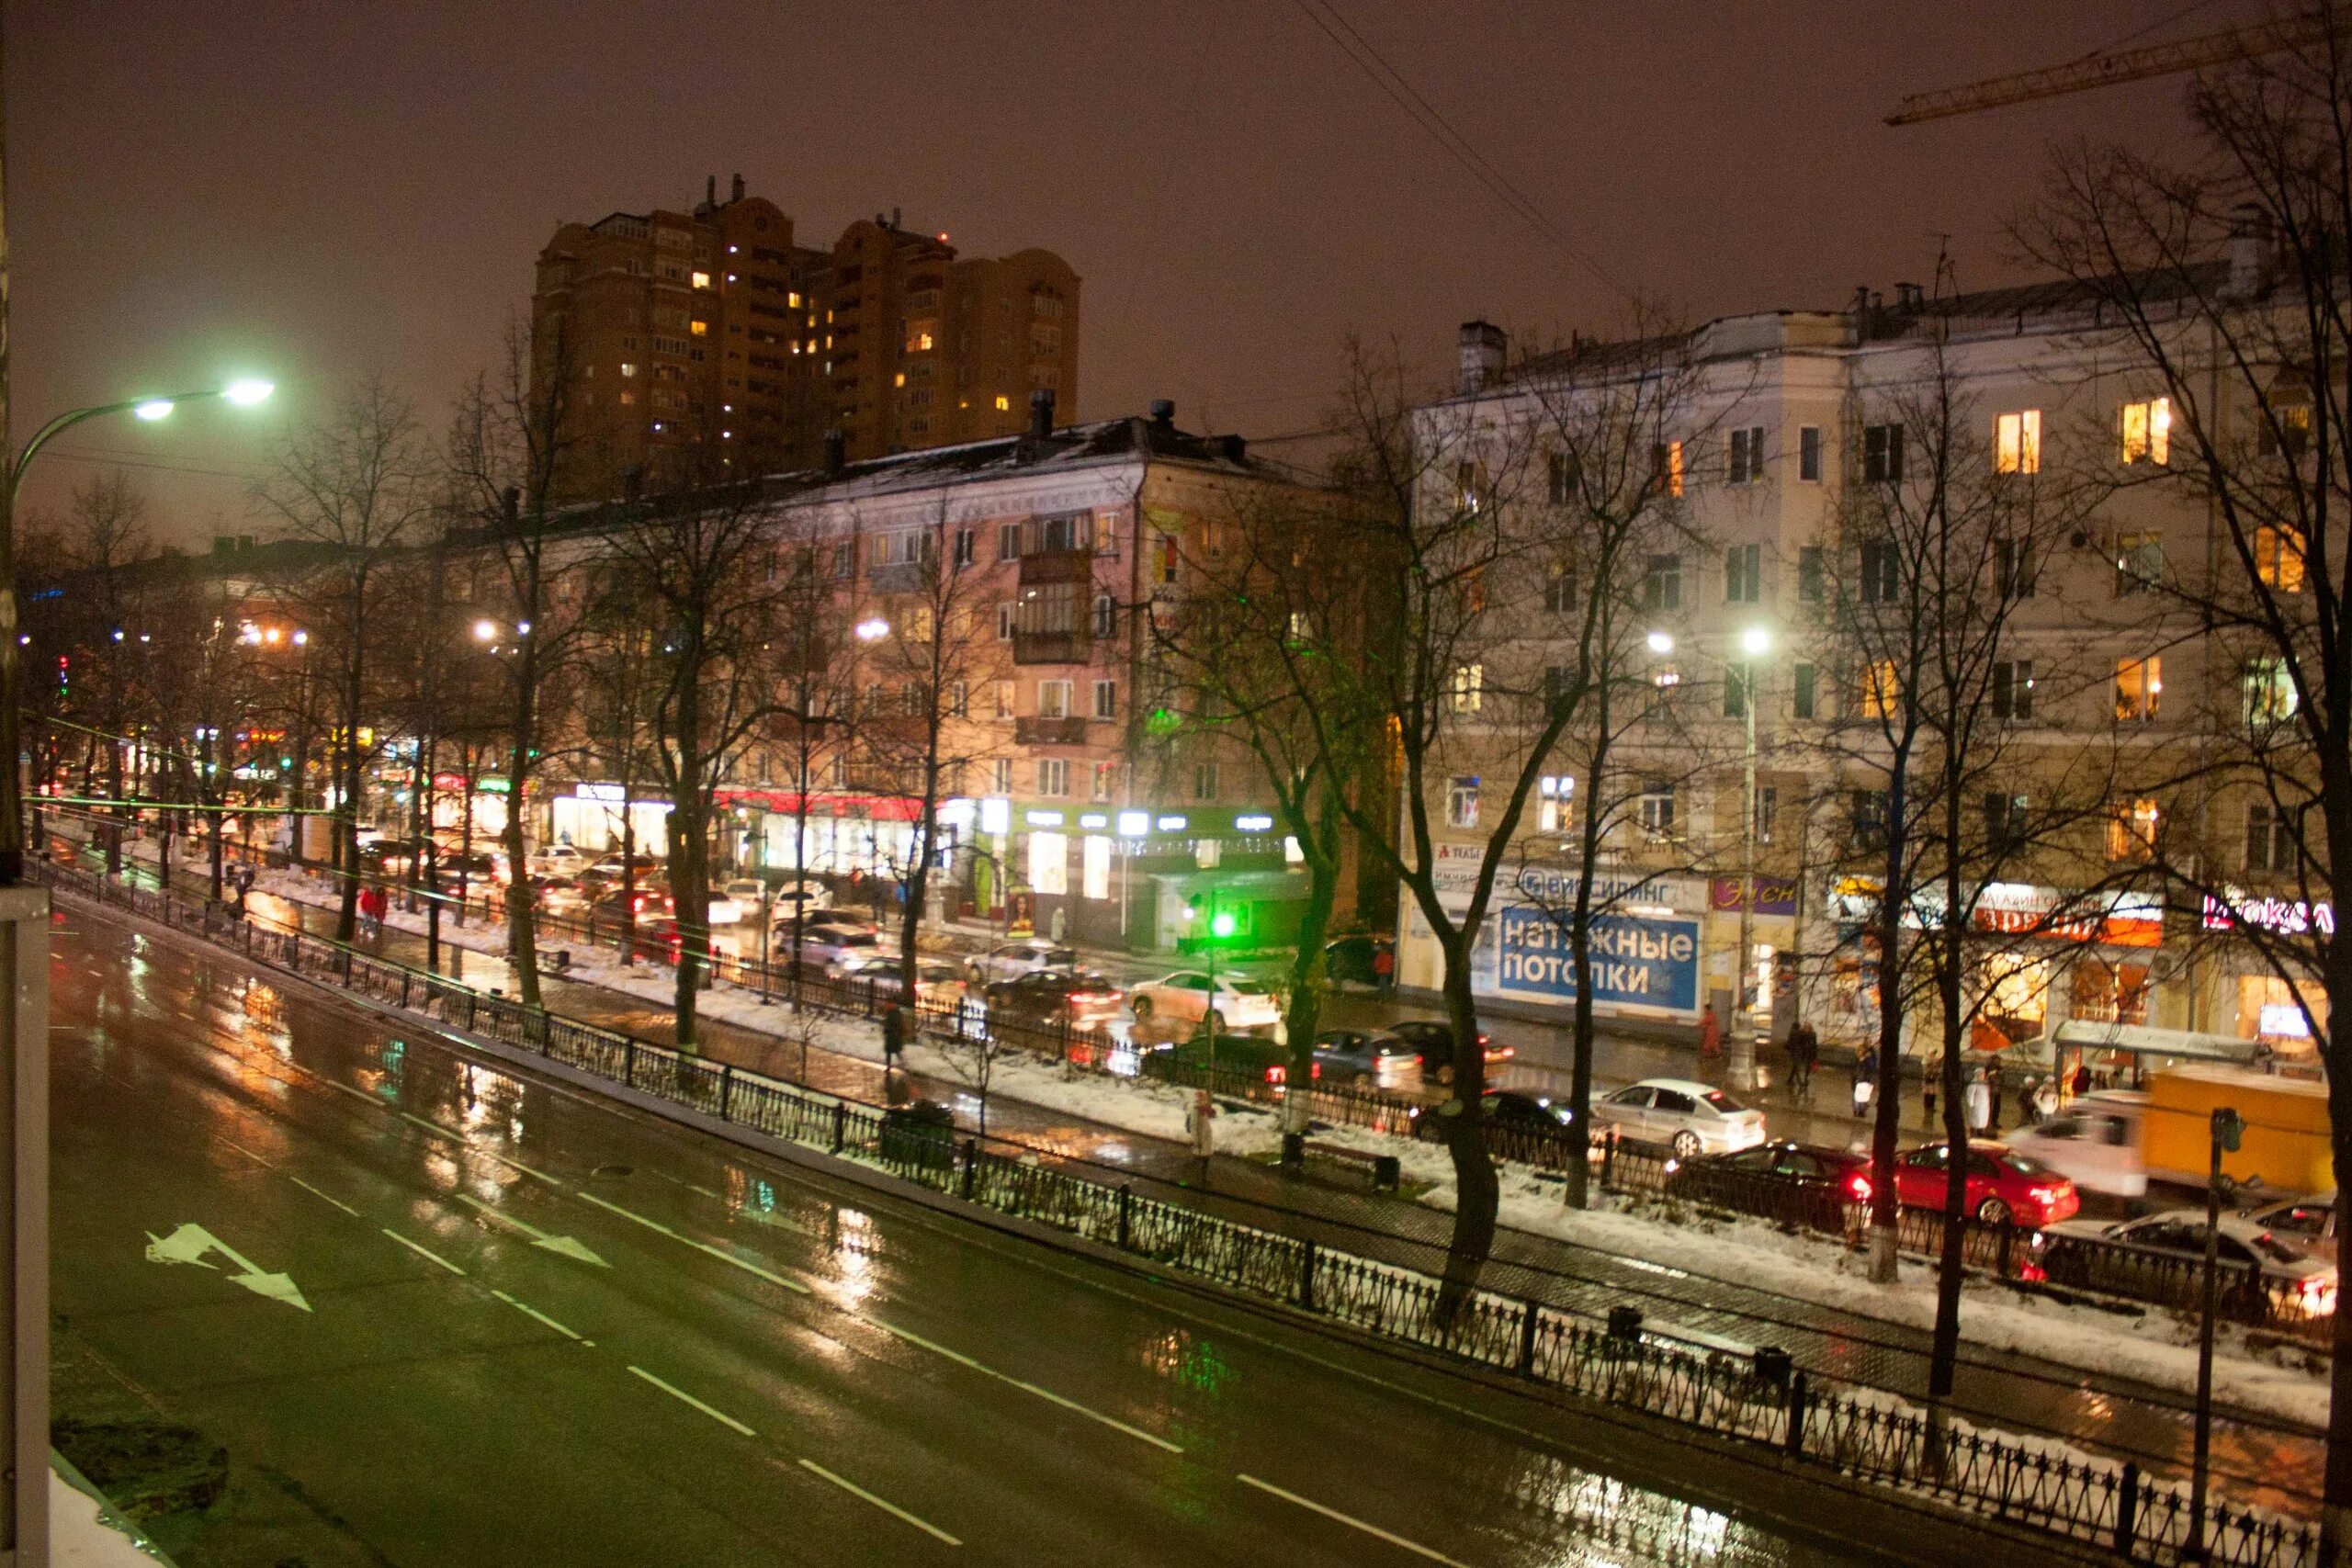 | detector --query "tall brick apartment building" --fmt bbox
[531,176,1079,500]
